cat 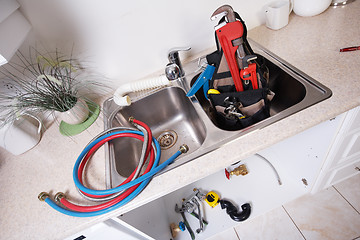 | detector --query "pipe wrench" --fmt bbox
[240,55,259,90]
[211,5,246,92]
